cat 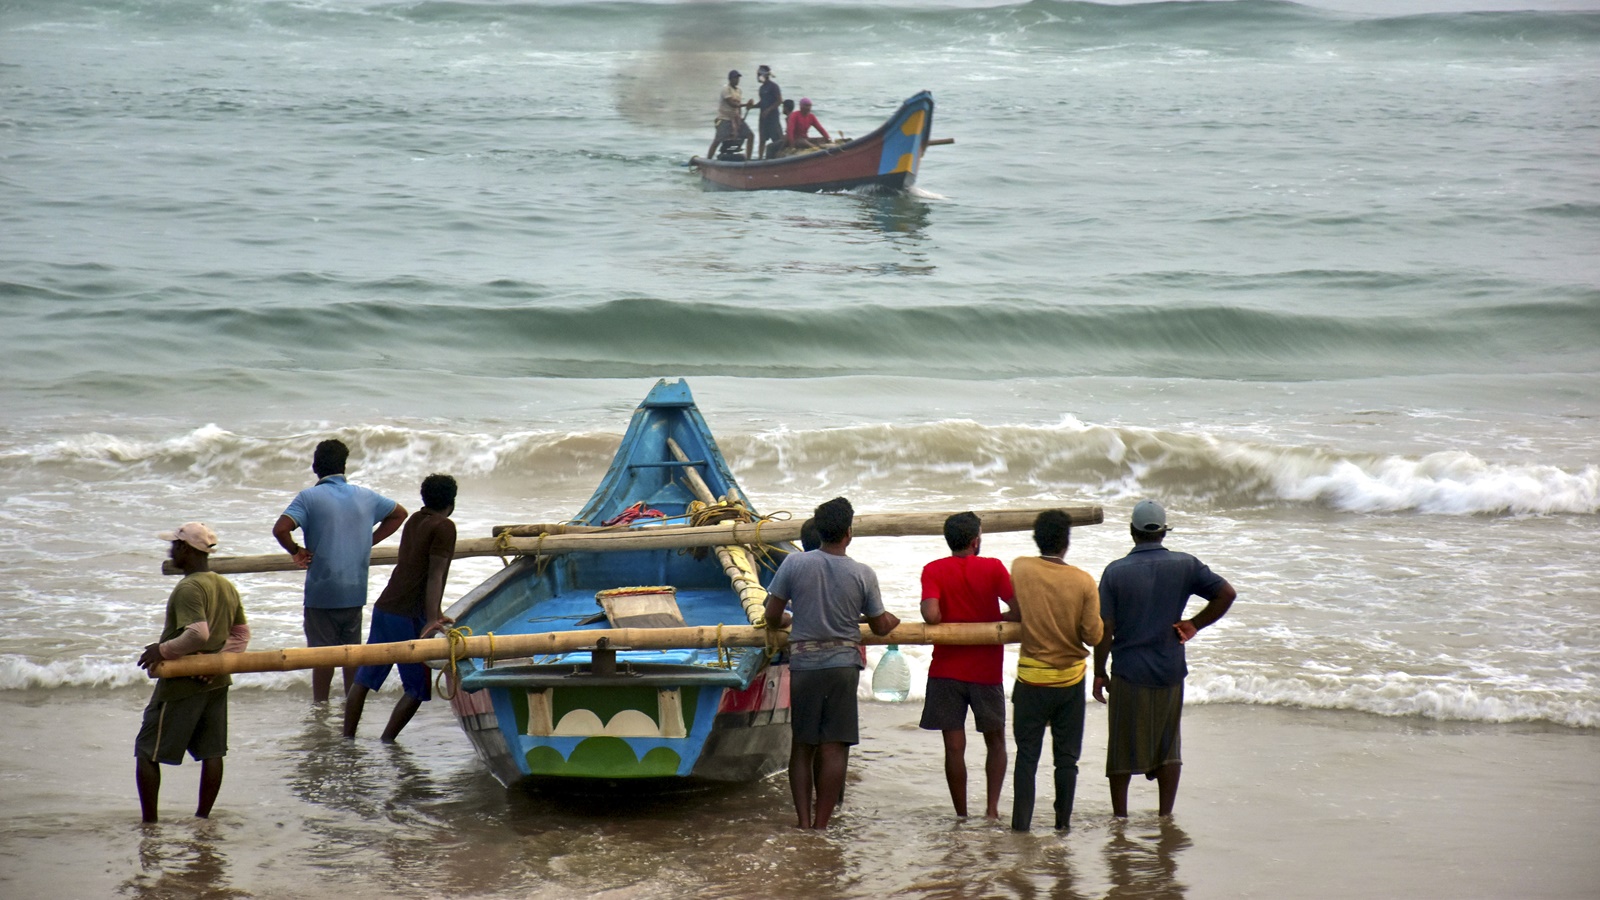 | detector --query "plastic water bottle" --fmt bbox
[871,644,911,702]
